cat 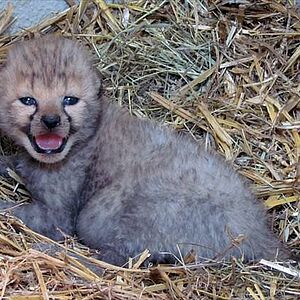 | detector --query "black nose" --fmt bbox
[41,114,61,129]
